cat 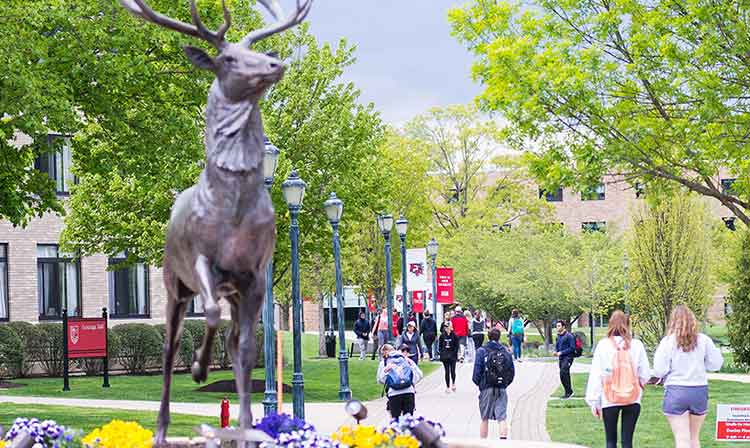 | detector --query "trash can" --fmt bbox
[325,333,336,358]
